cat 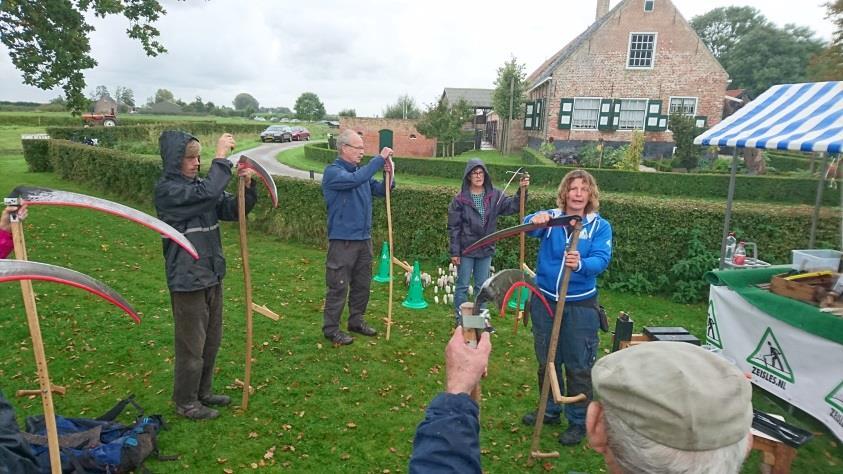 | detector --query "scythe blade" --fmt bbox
[0,259,140,323]
[8,186,199,260]
[462,214,582,255]
[238,155,278,208]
